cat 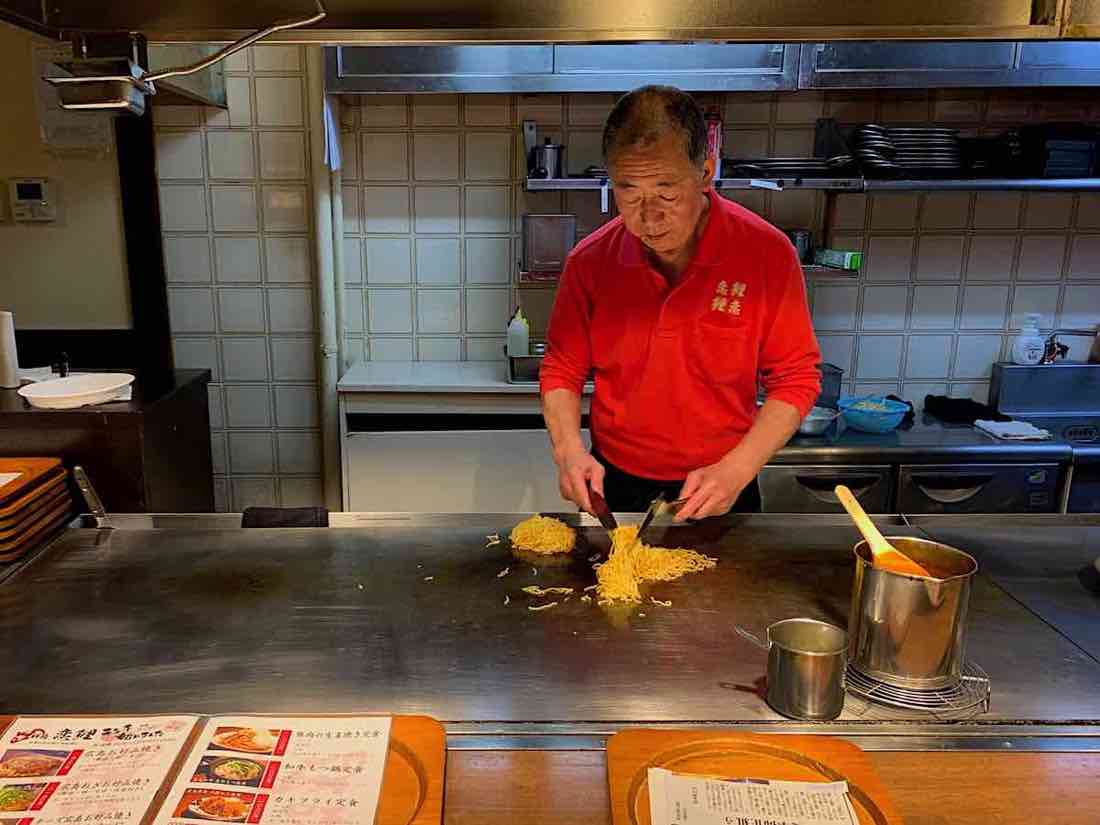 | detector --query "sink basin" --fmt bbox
[990,362,1100,416]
